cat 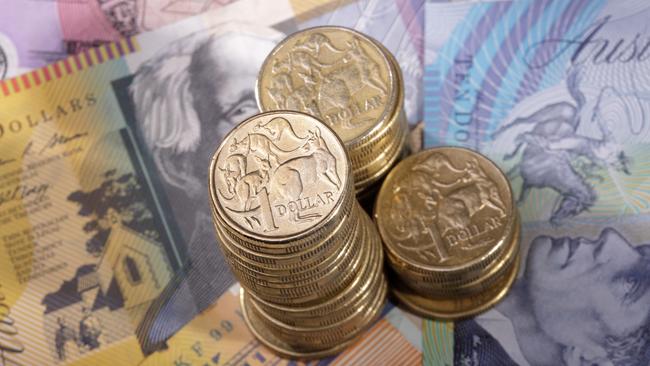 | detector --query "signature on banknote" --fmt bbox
[0,183,49,209]
[0,285,25,366]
